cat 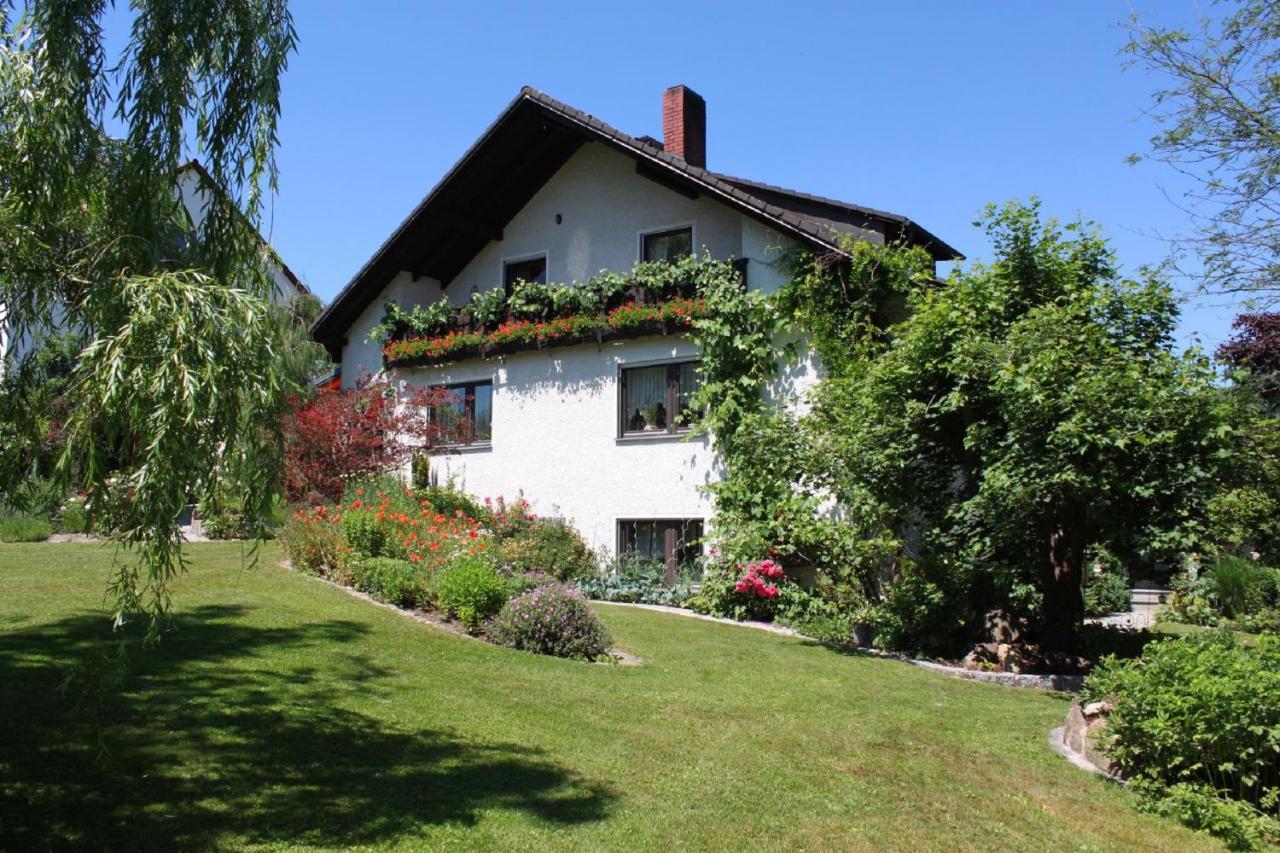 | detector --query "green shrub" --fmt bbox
[57,496,88,534]
[1135,781,1279,852]
[6,476,65,518]
[1083,631,1280,849]
[496,519,597,581]
[1083,545,1130,616]
[1232,609,1279,634]
[200,505,248,540]
[420,485,490,522]
[490,584,612,660]
[352,557,424,608]
[776,585,854,645]
[1207,485,1280,567]
[1084,573,1131,617]
[436,553,508,632]
[1160,564,1222,627]
[1211,555,1275,620]
[874,558,969,657]
[504,569,555,598]
[340,507,387,557]
[407,469,491,523]
[0,515,52,543]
